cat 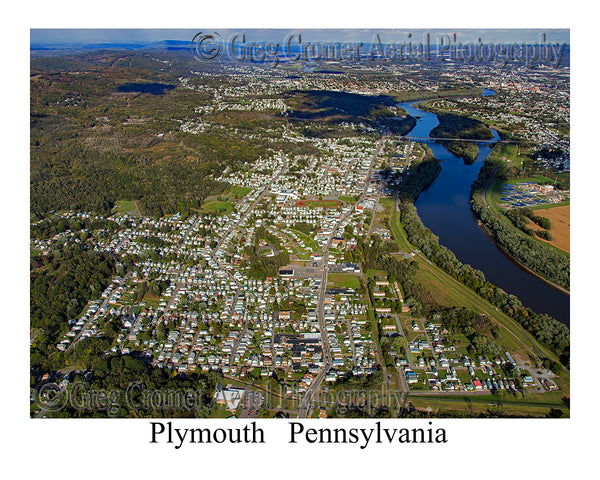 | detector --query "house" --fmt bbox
[405,371,418,384]
[373,287,386,297]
